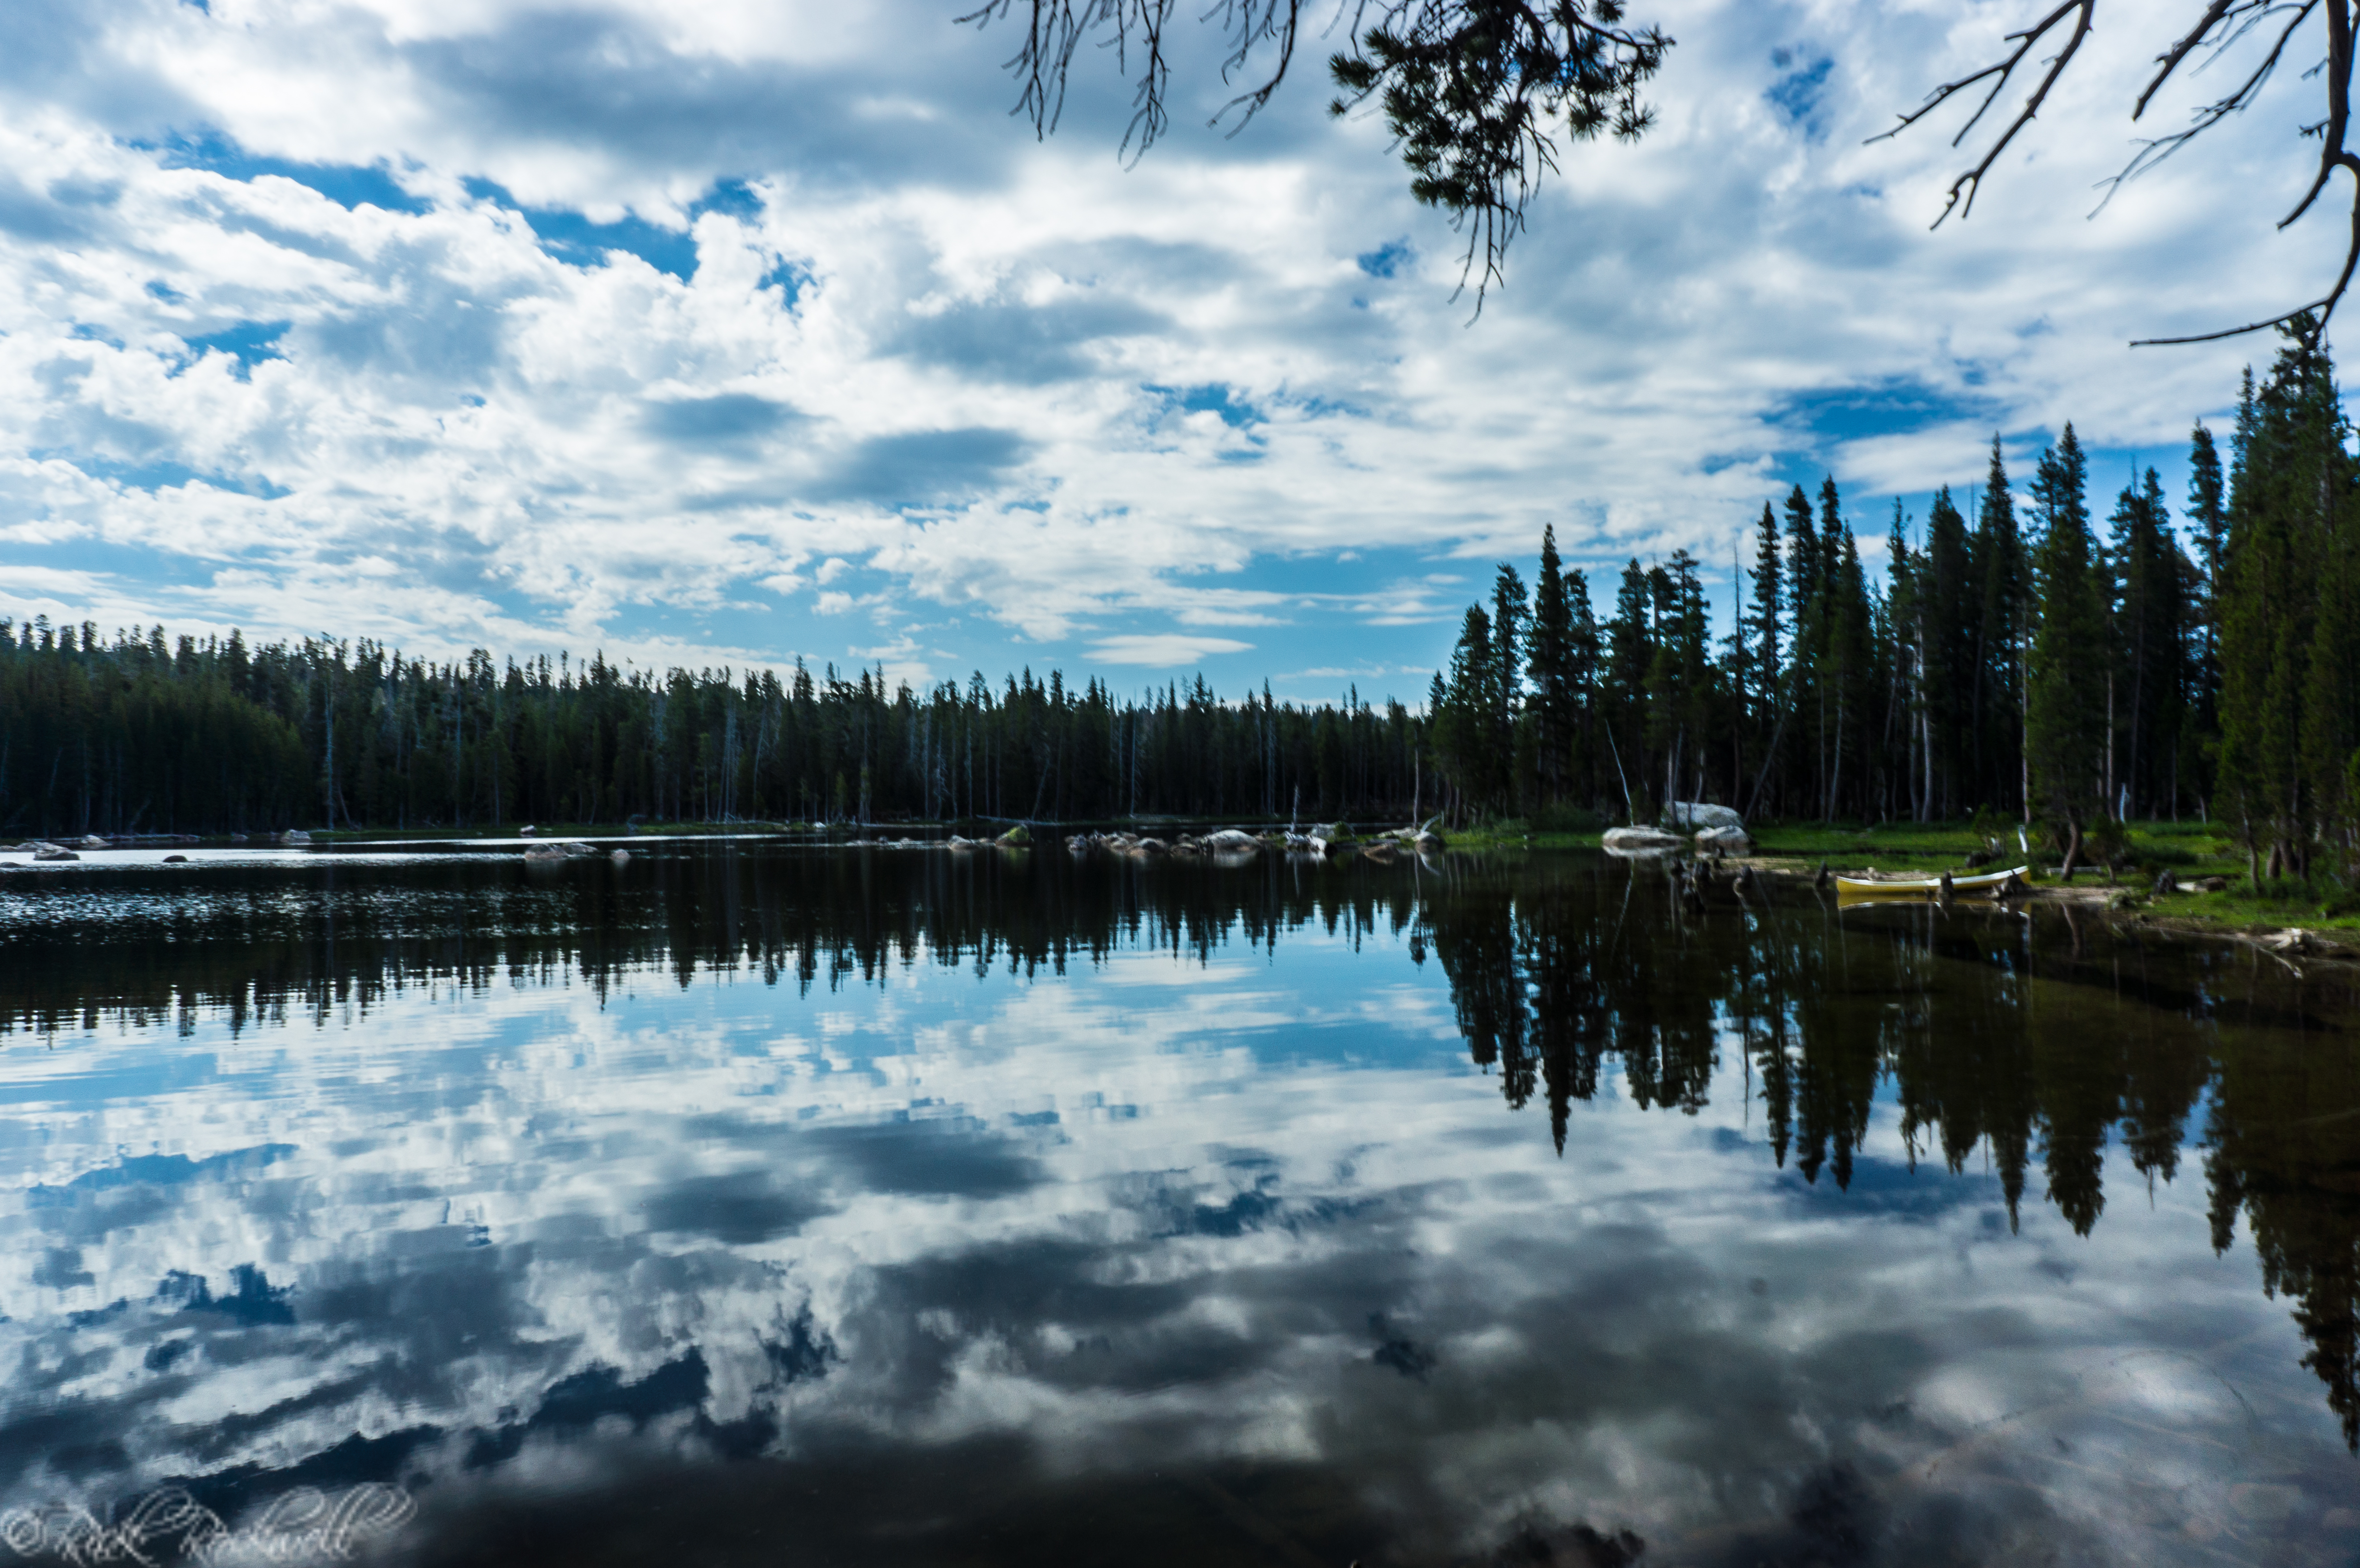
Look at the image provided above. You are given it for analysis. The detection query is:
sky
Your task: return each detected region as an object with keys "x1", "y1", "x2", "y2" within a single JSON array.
[{"x1": 0, "y1": 0, "x2": 2346, "y2": 709}]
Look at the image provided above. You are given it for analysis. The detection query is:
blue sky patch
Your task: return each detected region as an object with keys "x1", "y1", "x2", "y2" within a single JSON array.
[
  {"x1": 181, "y1": 320, "x2": 290, "y2": 380},
  {"x1": 1357, "y1": 240, "x2": 1411, "y2": 279},
  {"x1": 150, "y1": 132, "x2": 431, "y2": 214},
  {"x1": 58, "y1": 455, "x2": 290, "y2": 500},
  {"x1": 1152, "y1": 383, "x2": 1261, "y2": 429},
  {"x1": 1766, "y1": 380, "x2": 1998, "y2": 450},
  {"x1": 758, "y1": 260, "x2": 809, "y2": 308},
  {"x1": 688, "y1": 178, "x2": 763, "y2": 223},
  {"x1": 464, "y1": 177, "x2": 697, "y2": 281},
  {"x1": 1767, "y1": 57, "x2": 1834, "y2": 128}
]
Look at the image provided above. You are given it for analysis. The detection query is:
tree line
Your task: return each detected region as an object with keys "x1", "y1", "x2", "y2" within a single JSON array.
[
  {"x1": 0, "y1": 620, "x2": 1432, "y2": 837},
  {"x1": 1429, "y1": 323, "x2": 2356, "y2": 876}
]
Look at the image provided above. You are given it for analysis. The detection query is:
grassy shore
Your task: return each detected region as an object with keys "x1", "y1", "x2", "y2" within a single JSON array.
[{"x1": 1448, "y1": 815, "x2": 2360, "y2": 937}]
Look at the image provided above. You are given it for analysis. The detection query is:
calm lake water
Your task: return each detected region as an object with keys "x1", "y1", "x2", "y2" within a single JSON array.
[{"x1": 1, "y1": 839, "x2": 2356, "y2": 1567}]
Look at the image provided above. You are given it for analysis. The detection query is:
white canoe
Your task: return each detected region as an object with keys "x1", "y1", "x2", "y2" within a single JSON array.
[{"x1": 1836, "y1": 865, "x2": 2028, "y2": 899}]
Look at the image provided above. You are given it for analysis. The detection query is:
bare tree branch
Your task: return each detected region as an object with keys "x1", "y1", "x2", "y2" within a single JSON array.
[
  {"x1": 2101, "y1": 4, "x2": 2315, "y2": 219},
  {"x1": 1867, "y1": 2, "x2": 2097, "y2": 228},
  {"x1": 1884, "y1": 2, "x2": 2360, "y2": 347},
  {"x1": 2133, "y1": 0, "x2": 2241, "y2": 119}
]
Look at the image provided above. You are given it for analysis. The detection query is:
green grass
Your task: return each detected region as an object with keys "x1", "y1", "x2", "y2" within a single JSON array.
[{"x1": 1440, "y1": 816, "x2": 2360, "y2": 933}]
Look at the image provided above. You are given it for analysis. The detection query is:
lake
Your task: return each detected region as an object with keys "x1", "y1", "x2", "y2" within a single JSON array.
[{"x1": 0, "y1": 839, "x2": 2355, "y2": 1567}]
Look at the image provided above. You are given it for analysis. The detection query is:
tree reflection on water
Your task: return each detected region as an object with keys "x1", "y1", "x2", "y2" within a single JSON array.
[{"x1": 1, "y1": 842, "x2": 2355, "y2": 1564}]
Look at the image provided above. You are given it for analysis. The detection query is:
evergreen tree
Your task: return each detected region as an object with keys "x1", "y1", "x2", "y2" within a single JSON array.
[
  {"x1": 2107, "y1": 467, "x2": 2190, "y2": 818},
  {"x1": 1602, "y1": 560, "x2": 1653, "y2": 820},
  {"x1": 1528, "y1": 526, "x2": 1575, "y2": 806},
  {"x1": 1492, "y1": 563, "x2": 1530, "y2": 802},
  {"x1": 2027, "y1": 424, "x2": 2108, "y2": 870},
  {"x1": 2187, "y1": 420, "x2": 2230, "y2": 808},
  {"x1": 1972, "y1": 436, "x2": 2028, "y2": 819},
  {"x1": 1922, "y1": 485, "x2": 1974, "y2": 815},
  {"x1": 1783, "y1": 483, "x2": 1824, "y2": 819},
  {"x1": 2219, "y1": 324, "x2": 2360, "y2": 879}
]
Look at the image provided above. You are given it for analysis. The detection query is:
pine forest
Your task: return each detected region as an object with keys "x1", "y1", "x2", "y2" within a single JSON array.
[{"x1": 5, "y1": 328, "x2": 2356, "y2": 886}]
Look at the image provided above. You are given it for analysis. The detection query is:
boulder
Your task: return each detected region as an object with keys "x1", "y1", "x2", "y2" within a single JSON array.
[
  {"x1": 1695, "y1": 826, "x2": 1750, "y2": 858},
  {"x1": 1664, "y1": 802, "x2": 1745, "y2": 832},
  {"x1": 996, "y1": 825, "x2": 1032, "y2": 847},
  {"x1": 1203, "y1": 829, "x2": 1261, "y2": 852},
  {"x1": 33, "y1": 844, "x2": 79, "y2": 861},
  {"x1": 78, "y1": 835, "x2": 109, "y2": 850},
  {"x1": 1602, "y1": 826, "x2": 1684, "y2": 855}
]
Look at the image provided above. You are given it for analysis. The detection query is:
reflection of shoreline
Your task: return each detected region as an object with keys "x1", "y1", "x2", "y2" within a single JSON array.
[
  {"x1": 0, "y1": 850, "x2": 2354, "y2": 1564},
  {"x1": 0, "y1": 1484, "x2": 412, "y2": 1566}
]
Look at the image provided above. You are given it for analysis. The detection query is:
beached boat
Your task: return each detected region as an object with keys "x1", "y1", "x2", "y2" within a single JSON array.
[{"x1": 1835, "y1": 865, "x2": 2028, "y2": 901}]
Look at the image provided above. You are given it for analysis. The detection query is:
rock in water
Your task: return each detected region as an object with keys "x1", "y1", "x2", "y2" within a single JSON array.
[
  {"x1": 1664, "y1": 802, "x2": 1745, "y2": 832},
  {"x1": 1602, "y1": 826, "x2": 1684, "y2": 855},
  {"x1": 1695, "y1": 827, "x2": 1750, "y2": 858}
]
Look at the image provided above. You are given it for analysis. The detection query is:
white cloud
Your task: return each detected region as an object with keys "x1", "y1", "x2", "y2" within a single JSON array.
[
  {"x1": 0, "y1": 0, "x2": 2338, "y2": 676},
  {"x1": 1086, "y1": 632, "x2": 1253, "y2": 667}
]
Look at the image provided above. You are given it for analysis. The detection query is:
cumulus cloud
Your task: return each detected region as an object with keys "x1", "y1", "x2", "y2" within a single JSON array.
[{"x1": 0, "y1": 0, "x2": 2337, "y2": 690}]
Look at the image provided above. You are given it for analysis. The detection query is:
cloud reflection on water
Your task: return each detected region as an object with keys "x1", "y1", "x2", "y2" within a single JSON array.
[{"x1": 0, "y1": 846, "x2": 2352, "y2": 1565}]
